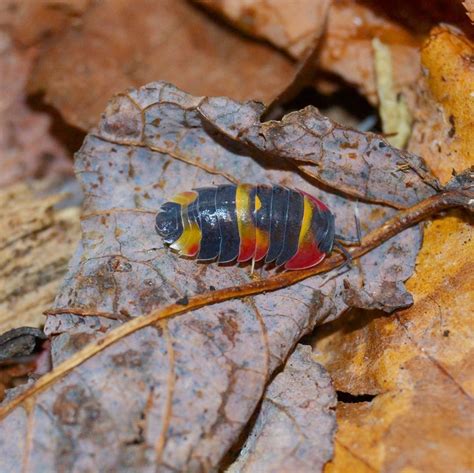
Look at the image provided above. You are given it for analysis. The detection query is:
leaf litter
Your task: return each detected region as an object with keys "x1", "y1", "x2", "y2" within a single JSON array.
[
  {"x1": 313, "y1": 212, "x2": 474, "y2": 472},
  {"x1": 0, "y1": 31, "x2": 71, "y2": 186},
  {"x1": 407, "y1": 25, "x2": 474, "y2": 184},
  {"x1": 202, "y1": 0, "x2": 422, "y2": 105},
  {"x1": 27, "y1": 0, "x2": 296, "y2": 131},
  {"x1": 0, "y1": 81, "x2": 445, "y2": 472}
]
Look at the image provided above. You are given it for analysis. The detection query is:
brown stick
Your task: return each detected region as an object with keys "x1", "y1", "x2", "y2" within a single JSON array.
[{"x1": 0, "y1": 187, "x2": 472, "y2": 420}]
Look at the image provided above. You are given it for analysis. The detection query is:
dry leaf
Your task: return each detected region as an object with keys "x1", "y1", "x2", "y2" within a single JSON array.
[
  {"x1": 0, "y1": 0, "x2": 91, "y2": 47},
  {"x1": 199, "y1": 101, "x2": 438, "y2": 208},
  {"x1": 320, "y1": 1, "x2": 421, "y2": 104},
  {"x1": 310, "y1": 24, "x2": 474, "y2": 472},
  {"x1": 227, "y1": 345, "x2": 337, "y2": 473},
  {"x1": 361, "y1": 0, "x2": 474, "y2": 34},
  {"x1": 464, "y1": 0, "x2": 474, "y2": 21},
  {"x1": 28, "y1": 0, "x2": 295, "y2": 130},
  {"x1": 205, "y1": 1, "x2": 472, "y2": 105},
  {"x1": 0, "y1": 182, "x2": 80, "y2": 333},
  {"x1": 202, "y1": 0, "x2": 331, "y2": 58},
  {"x1": 314, "y1": 211, "x2": 473, "y2": 472},
  {"x1": 0, "y1": 31, "x2": 71, "y2": 186},
  {"x1": 408, "y1": 25, "x2": 474, "y2": 184},
  {"x1": 203, "y1": 0, "x2": 421, "y2": 104},
  {"x1": 0, "y1": 82, "x2": 429, "y2": 471}
]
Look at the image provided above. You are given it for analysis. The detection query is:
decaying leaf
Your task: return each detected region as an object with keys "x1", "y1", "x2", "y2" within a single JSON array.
[
  {"x1": 28, "y1": 0, "x2": 295, "y2": 130},
  {"x1": 227, "y1": 345, "x2": 337, "y2": 473},
  {"x1": 0, "y1": 31, "x2": 71, "y2": 186},
  {"x1": 0, "y1": 182, "x2": 80, "y2": 333},
  {"x1": 198, "y1": 99, "x2": 438, "y2": 208},
  {"x1": 0, "y1": 82, "x2": 430, "y2": 471},
  {"x1": 203, "y1": 0, "x2": 422, "y2": 104},
  {"x1": 315, "y1": 1, "x2": 422, "y2": 104},
  {"x1": 464, "y1": 0, "x2": 474, "y2": 22},
  {"x1": 202, "y1": 0, "x2": 331, "y2": 58},
  {"x1": 408, "y1": 25, "x2": 474, "y2": 184},
  {"x1": 310, "y1": 24, "x2": 474, "y2": 470},
  {"x1": 314, "y1": 211, "x2": 473, "y2": 472},
  {"x1": 0, "y1": 0, "x2": 91, "y2": 47},
  {"x1": 359, "y1": 0, "x2": 473, "y2": 34}
]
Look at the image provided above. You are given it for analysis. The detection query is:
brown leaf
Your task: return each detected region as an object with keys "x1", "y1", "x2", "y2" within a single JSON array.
[
  {"x1": 0, "y1": 83, "x2": 425, "y2": 470},
  {"x1": 360, "y1": 0, "x2": 474, "y2": 34},
  {"x1": 202, "y1": 0, "x2": 421, "y2": 104},
  {"x1": 0, "y1": 0, "x2": 91, "y2": 47},
  {"x1": 320, "y1": 1, "x2": 421, "y2": 104},
  {"x1": 0, "y1": 32, "x2": 72, "y2": 186},
  {"x1": 311, "y1": 28, "x2": 474, "y2": 468},
  {"x1": 227, "y1": 345, "x2": 337, "y2": 473},
  {"x1": 464, "y1": 0, "x2": 474, "y2": 21},
  {"x1": 408, "y1": 26, "x2": 474, "y2": 184},
  {"x1": 203, "y1": 0, "x2": 332, "y2": 58},
  {"x1": 314, "y1": 211, "x2": 473, "y2": 472},
  {"x1": 28, "y1": 0, "x2": 295, "y2": 130}
]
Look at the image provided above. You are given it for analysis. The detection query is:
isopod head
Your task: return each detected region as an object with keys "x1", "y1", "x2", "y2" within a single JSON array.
[{"x1": 155, "y1": 202, "x2": 183, "y2": 244}]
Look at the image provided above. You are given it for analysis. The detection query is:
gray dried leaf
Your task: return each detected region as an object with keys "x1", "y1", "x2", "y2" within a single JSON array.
[
  {"x1": 0, "y1": 82, "x2": 424, "y2": 472},
  {"x1": 198, "y1": 100, "x2": 440, "y2": 208},
  {"x1": 226, "y1": 345, "x2": 336, "y2": 473}
]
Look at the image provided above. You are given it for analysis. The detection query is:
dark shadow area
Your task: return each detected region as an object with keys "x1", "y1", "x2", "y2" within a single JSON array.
[
  {"x1": 359, "y1": 0, "x2": 473, "y2": 38},
  {"x1": 282, "y1": 83, "x2": 380, "y2": 131},
  {"x1": 311, "y1": 307, "x2": 389, "y2": 343},
  {"x1": 337, "y1": 390, "x2": 377, "y2": 403},
  {"x1": 27, "y1": 92, "x2": 87, "y2": 157}
]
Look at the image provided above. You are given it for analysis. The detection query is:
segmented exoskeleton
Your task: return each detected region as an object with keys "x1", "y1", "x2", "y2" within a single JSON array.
[{"x1": 155, "y1": 184, "x2": 337, "y2": 270}]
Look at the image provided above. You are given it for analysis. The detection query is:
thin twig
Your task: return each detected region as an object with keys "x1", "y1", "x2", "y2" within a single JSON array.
[{"x1": 0, "y1": 186, "x2": 471, "y2": 420}]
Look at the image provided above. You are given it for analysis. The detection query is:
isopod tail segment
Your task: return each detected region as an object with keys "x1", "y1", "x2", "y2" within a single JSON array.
[{"x1": 155, "y1": 184, "x2": 359, "y2": 272}]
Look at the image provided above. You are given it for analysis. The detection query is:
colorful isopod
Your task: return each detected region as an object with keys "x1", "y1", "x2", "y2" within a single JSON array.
[{"x1": 155, "y1": 184, "x2": 336, "y2": 270}]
